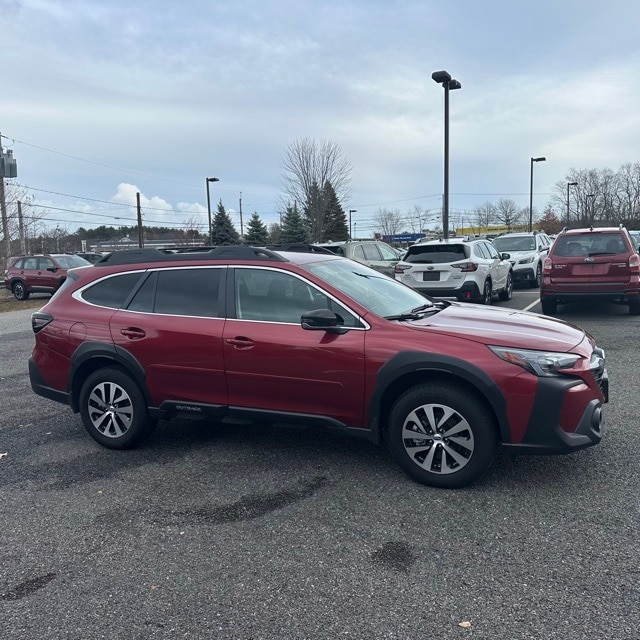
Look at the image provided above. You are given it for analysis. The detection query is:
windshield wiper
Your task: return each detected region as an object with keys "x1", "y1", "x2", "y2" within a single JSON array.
[{"x1": 384, "y1": 302, "x2": 445, "y2": 321}]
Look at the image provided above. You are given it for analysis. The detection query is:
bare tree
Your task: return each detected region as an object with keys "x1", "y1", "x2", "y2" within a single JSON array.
[
  {"x1": 494, "y1": 199, "x2": 521, "y2": 231},
  {"x1": 473, "y1": 202, "x2": 496, "y2": 231},
  {"x1": 374, "y1": 208, "x2": 403, "y2": 239}
]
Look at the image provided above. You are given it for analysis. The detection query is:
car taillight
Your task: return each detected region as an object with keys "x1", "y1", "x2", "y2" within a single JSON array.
[
  {"x1": 455, "y1": 262, "x2": 478, "y2": 272},
  {"x1": 394, "y1": 264, "x2": 410, "y2": 274},
  {"x1": 31, "y1": 312, "x2": 53, "y2": 334},
  {"x1": 543, "y1": 257, "x2": 552, "y2": 273},
  {"x1": 629, "y1": 253, "x2": 640, "y2": 272}
]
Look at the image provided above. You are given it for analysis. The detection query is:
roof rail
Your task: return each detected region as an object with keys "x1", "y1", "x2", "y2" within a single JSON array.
[
  {"x1": 95, "y1": 246, "x2": 286, "y2": 266},
  {"x1": 265, "y1": 243, "x2": 335, "y2": 254}
]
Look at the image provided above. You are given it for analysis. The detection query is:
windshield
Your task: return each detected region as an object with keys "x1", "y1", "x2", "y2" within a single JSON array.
[
  {"x1": 492, "y1": 236, "x2": 535, "y2": 252},
  {"x1": 303, "y1": 258, "x2": 432, "y2": 318}
]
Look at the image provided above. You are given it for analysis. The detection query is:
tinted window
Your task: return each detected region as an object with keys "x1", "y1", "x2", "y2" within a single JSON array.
[
  {"x1": 82, "y1": 272, "x2": 145, "y2": 308},
  {"x1": 553, "y1": 233, "x2": 627, "y2": 257},
  {"x1": 39, "y1": 258, "x2": 56, "y2": 270},
  {"x1": 361, "y1": 244, "x2": 382, "y2": 260},
  {"x1": 152, "y1": 268, "x2": 222, "y2": 317},
  {"x1": 404, "y1": 244, "x2": 468, "y2": 264}
]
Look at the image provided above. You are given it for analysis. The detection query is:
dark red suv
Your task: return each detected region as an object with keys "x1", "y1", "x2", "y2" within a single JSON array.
[
  {"x1": 29, "y1": 246, "x2": 608, "y2": 488},
  {"x1": 541, "y1": 227, "x2": 640, "y2": 315},
  {"x1": 4, "y1": 253, "x2": 90, "y2": 300}
]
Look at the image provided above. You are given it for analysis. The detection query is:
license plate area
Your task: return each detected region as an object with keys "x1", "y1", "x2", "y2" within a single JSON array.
[
  {"x1": 572, "y1": 264, "x2": 609, "y2": 276},
  {"x1": 422, "y1": 271, "x2": 440, "y2": 281}
]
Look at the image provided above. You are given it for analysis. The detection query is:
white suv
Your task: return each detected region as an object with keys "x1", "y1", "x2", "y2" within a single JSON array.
[
  {"x1": 394, "y1": 238, "x2": 513, "y2": 304},
  {"x1": 491, "y1": 231, "x2": 552, "y2": 288}
]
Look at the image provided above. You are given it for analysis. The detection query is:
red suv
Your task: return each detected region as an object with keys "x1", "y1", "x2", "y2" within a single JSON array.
[
  {"x1": 29, "y1": 246, "x2": 608, "y2": 488},
  {"x1": 4, "y1": 253, "x2": 90, "y2": 300},
  {"x1": 540, "y1": 227, "x2": 640, "y2": 315}
]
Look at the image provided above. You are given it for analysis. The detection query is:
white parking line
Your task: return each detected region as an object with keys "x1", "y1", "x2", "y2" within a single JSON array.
[{"x1": 522, "y1": 298, "x2": 540, "y2": 313}]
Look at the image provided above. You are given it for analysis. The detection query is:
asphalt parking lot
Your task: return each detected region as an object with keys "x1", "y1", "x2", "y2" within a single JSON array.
[{"x1": 1, "y1": 290, "x2": 639, "y2": 640}]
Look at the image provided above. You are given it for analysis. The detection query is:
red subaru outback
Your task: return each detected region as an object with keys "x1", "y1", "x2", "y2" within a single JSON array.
[{"x1": 29, "y1": 246, "x2": 608, "y2": 488}]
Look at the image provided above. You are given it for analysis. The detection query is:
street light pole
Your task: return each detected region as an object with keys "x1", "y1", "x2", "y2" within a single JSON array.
[
  {"x1": 566, "y1": 182, "x2": 578, "y2": 228},
  {"x1": 529, "y1": 156, "x2": 546, "y2": 232},
  {"x1": 432, "y1": 70, "x2": 461, "y2": 240},
  {"x1": 349, "y1": 209, "x2": 357, "y2": 240},
  {"x1": 206, "y1": 177, "x2": 220, "y2": 245}
]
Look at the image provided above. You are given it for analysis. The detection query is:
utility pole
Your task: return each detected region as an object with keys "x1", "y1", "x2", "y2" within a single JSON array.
[
  {"x1": 136, "y1": 192, "x2": 143, "y2": 248},
  {"x1": 18, "y1": 200, "x2": 26, "y2": 255},
  {"x1": 0, "y1": 131, "x2": 11, "y2": 259}
]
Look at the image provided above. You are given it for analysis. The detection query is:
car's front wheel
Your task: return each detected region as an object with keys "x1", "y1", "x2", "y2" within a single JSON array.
[
  {"x1": 386, "y1": 383, "x2": 498, "y2": 488},
  {"x1": 79, "y1": 368, "x2": 154, "y2": 449},
  {"x1": 529, "y1": 263, "x2": 542, "y2": 288},
  {"x1": 12, "y1": 281, "x2": 29, "y2": 301}
]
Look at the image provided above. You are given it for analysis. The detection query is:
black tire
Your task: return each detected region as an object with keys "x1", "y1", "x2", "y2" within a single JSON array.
[
  {"x1": 477, "y1": 279, "x2": 492, "y2": 305},
  {"x1": 498, "y1": 272, "x2": 513, "y2": 301},
  {"x1": 386, "y1": 383, "x2": 498, "y2": 489},
  {"x1": 12, "y1": 281, "x2": 29, "y2": 301},
  {"x1": 529, "y1": 263, "x2": 542, "y2": 288},
  {"x1": 541, "y1": 298, "x2": 557, "y2": 315},
  {"x1": 629, "y1": 301, "x2": 640, "y2": 316},
  {"x1": 79, "y1": 367, "x2": 153, "y2": 449}
]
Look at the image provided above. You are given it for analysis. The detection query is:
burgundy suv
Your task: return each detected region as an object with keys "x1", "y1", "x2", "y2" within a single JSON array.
[
  {"x1": 540, "y1": 227, "x2": 640, "y2": 315},
  {"x1": 4, "y1": 253, "x2": 90, "y2": 300},
  {"x1": 29, "y1": 246, "x2": 608, "y2": 488}
]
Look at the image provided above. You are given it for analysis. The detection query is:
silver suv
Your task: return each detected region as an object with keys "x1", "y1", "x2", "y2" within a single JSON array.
[
  {"x1": 314, "y1": 240, "x2": 399, "y2": 276},
  {"x1": 393, "y1": 237, "x2": 513, "y2": 304},
  {"x1": 491, "y1": 231, "x2": 552, "y2": 288}
]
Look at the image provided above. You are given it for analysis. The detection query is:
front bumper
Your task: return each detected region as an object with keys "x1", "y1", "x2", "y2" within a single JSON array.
[
  {"x1": 501, "y1": 371, "x2": 607, "y2": 455},
  {"x1": 511, "y1": 266, "x2": 536, "y2": 283}
]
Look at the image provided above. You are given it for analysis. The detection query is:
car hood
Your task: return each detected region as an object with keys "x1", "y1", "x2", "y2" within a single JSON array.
[
  {"x1": 504, "y1": 250, "x2": 536, "y2": 260},
  {"x1": 408, "y1": 302, "x2": 587, "y2": 352}
]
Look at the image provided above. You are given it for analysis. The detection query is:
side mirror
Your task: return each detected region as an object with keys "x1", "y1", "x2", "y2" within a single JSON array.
[
  {"x1": 501, "y1": 252, "x2": 510, "y2": 260},
  {"x1": 301, "y1": 308, "x2": 348, "y2": 335}
]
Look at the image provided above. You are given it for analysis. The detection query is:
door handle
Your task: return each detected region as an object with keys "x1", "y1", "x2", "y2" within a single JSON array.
[
  {"x1": 120, "y1": 327, "x2": 146, "y2": 340},
  {"x1": 226, "y1": 337, "x2": 255, "y2": 350}
]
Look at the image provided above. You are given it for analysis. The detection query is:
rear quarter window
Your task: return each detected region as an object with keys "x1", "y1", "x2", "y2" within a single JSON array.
[{"x1": 81, "y1": 272, "x2": 145, "y2": 308}]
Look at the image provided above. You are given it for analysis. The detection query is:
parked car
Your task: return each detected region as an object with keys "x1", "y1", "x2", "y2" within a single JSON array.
[
  {"x1": 540, "y1": 226, "x2": 640, "y2": 315},
  {"x1": 628, "y1": 230, "x2": 640, "y2": 251},
  {"x1": 393, "y1": 237, "x2": 513, "y2": 304},
  {"x1": 4, "y1": 253, "x2": 91, "y2": 300},
  {"x1": 75, "y1": 252, "x2": 106, "y2": 264},
  {"x1": 491, "y1": 231, "x2": 552, "y2": 288},
  {"x1": 313, "y1": 240, "x2": 399, "y2": 276},
  {"x1": 28, "y1": 246, "x2": 607, "y2": 489}
]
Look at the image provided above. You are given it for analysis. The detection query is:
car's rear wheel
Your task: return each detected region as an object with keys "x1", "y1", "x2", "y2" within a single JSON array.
[
  {"x1": 79, "y1": 368, "x2": 154, "y2": 449},
  {"x1": 529, "y1": 263, "x2": 542, "y2": 288},
  {"x1": 498, "y1": 272, "x2": 513, "y2": 301},
  {"x1": 541, "y1": 297, "x2": 557, "y2": 315},
  {"x1": 478, "y1": 279, "x2": 492, "y2": 305},
  {"x1": 386, "y1": 383, "x2": 498, "y2": 488},
  {"x1": 12, "y1": 281, "x2": 29, "y2": 301}
]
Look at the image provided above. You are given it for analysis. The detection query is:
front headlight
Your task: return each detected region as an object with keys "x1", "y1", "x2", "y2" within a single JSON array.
[
  {"x1": 518, "y1": 256, "x2": 535, "y2": 264},
  {"x1": 489, "y1": 346, "x2": 582, "y2": 377}
]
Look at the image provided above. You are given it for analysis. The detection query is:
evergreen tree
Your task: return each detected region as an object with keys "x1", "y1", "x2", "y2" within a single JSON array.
[
  {"x1": 321, "y1": 181, "x2": 349, "y2": 241},
  {"x1": 280, "y1": 203, "x2": 309, "y2": 243},
  {"x1": 303, "y1": 181, "x2": 326, "y2": 242},
  {"x1": 210, "y1": 199, "x2": 240, "y2": 245},
  {"x1": 244, "y1": 212, "x2": 269, "y2": 245}
]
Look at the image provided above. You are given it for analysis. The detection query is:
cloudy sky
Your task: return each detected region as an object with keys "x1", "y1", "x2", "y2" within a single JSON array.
[{"x1": 2, "y1": 0, "x2": 640, "y2": 237}]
